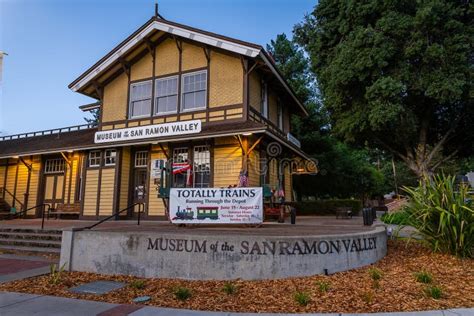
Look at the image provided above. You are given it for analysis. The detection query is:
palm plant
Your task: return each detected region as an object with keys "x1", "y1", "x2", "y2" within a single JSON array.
[{"x1": 402, "y1": 175, "x2": 473, "y2": 258}]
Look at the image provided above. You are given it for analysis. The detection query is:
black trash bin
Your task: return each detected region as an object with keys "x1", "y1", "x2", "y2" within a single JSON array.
[{"x1": 362, "y1": 208, "x2": 373, "y2": 226}]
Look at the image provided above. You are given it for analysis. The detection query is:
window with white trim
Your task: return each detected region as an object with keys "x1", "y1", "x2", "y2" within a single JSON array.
[
  {"x1": 134, "y1": 151, "x2": 148, "y2": 167},
  {"x1": 104, "y1": 149, "x2": 117, "y2": 166},
  {"x1": 154, "y1": 76, "x2": 178, "y2": 115},
  {"x1": 193, "y1": 145, "x2": 211, "y2": 188},
  {"x1": 181, "y1": 71, "x2": 207, "y2": 111},
  {"x1": 129, "y1": 81, "x2": 152, "y2": 118},
  {"x1": 261, "y1": 81, "x2": 268, "y2": 118},
  {"x1": 172, "y1": 147, "x2": 189, "y2": 188},
  {"x1": 44, "y1": 158, "x2": 65, "y2": 174},
  {"x1": 89, "y1": 151, "x2": 102, "y2": 167}
]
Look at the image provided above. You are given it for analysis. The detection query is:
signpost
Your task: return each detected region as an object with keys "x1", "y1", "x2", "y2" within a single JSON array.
[{"x1": 169, "y1": 187, "x2": 263, "y2": 224}]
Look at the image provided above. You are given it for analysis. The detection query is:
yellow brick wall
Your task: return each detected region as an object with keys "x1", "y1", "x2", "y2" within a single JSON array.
[
  {"x1": 214, "y1": 138, "x2": 242, "y2": 187},
  {"x1": 182, "y1": 42, "x2": 207, "y2": 71},
  {"x1": 83, "y1": 169, "x2": 99, "y2": 216},
  {"x1": 155, "y1": 38, "x2": 179, "y2": 76},
  {"x1": 131, "y1": 52, "x2": 153, "y2": 81},
  {"x1": 102, "y1": 73, "x2": 128, "y2": 123},
  {"x1": 148, "y1": 149, "x2": 167, "y2": 216},
  {"x1": 98, "y1": 168, "x2": 115, "y2": 216},
  {"x1": 209, "y1": 51, "x2": 243, "y2": 108},
  {"x1": 249, "y1": 71, "x2": 261, "y2": 111}
]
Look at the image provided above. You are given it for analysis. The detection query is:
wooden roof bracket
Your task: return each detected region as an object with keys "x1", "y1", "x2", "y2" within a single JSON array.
[
  {"x1": 158, "y1": 143, "x2": 169, "y2": 159},
  {"x1": 60, "y1": 152, "x2": 72, "y2": 167},
  {"x1": 235, "y1": 135, "x2": 244, "y2": 153},
  {"x1": 246, "y1": 135, "x2": 264, "y2": 156},
  {"x1": 145, "y1": 38, "x2": 156, "y2": 59},
  {"x1": 91, "y1": 81, "x2": 103, "y2": 101},
  {"x1": 246, "y1": 61, "x2": 258, "y2": 75},
  {"x1": 172, "y1": 35, "x2": 182, "y2": 53},
  {"x1": 203, "y1": 46, "x2": 211, "y2": 62},
  {"x1": 240, "y1": 56, "x2": 248, "y2": 73},
  {"x1": 19, "y1": 157, "x2": 32, "y2": 171},
  {"x1": 118, "y1": 58, "x2": 130, "y2": 78}
]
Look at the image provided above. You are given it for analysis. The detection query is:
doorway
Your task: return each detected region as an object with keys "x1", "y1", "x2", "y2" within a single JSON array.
[{"x1": 42, "y1": 158, "x2": 66, "y2": 211}]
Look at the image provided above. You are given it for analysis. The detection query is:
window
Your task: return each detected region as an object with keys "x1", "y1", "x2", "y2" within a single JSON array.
[
  {"x1": 129, "y1": 81, "x2": 152, "y2": 118},
  {"x1": 154, "y1": 76, "x2": 178, "y2": 115},
  {"x1": 104, "y1": 149, "x2": 117, "y2": 166},
  {"x1": 193, "y1": 145, "x2": 211, "y2": 188},
  {"x1": 44, "y1": 158, "x2": 65, "y2": 174},
  {"x1": 135, "y1": 151, "x2": 148, "y2": 167},
  {"x1": 89, "y1": 151, "x2": 101, "y2": 167},
  {"x1": 182, "y1": 71, "x2": 207, "y2": 111},
  {"x1": 173, "y1": 147, "x2": 189, "y2": 188},
  {"x1": 277, "y1": 100, "x2": 283, "y2": 130},
  {"x1": 261, "y1": 81, "x2": 268, "y2": 118}
]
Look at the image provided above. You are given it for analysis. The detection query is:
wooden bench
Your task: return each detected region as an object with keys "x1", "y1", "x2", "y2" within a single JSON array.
[
  {"x1": 48, "y1": 203, "x2": 80, "y2": 219},
  {"x1": 336, "y1": 207, "x2": 353, "y2": 219}
]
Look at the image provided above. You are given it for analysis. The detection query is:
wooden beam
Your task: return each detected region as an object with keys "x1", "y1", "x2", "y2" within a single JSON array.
[
  {"x1": 19, "y1": 157, "x2": 32, "y2": 171},
  {"x1": 172, "y1": 36, "x2": 182, "y2": 52},
  {"x1": 246, "y1": 135, "x2": 264, "y2": 156},
  {"x1": 118, "y1": 58, "x2": 130, "y2": 78},
  {"x1": 235, "y1": 135, "x2": 244, "y2": 153},
  {"x1": 158, "y1": 143, "x2": 169, "y2": 159},
  {"x1": 91, "y1": 81, "x2": 103, "y2": 101},
  {"x1": 246, "y1": 62, "x2": 258, "y2": 75},
  {"x1": 203, "y1": 46, "x2": 211, "y2": 62},
  {"x1": 60, "y1": 152, "x2": 72, "y2": 167},
  {"x1": 145, "y1": 38, "x2": 155, "y2": 59}
]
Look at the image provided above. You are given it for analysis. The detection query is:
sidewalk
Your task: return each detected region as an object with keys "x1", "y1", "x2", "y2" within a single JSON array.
[
  {"x1": 0, "y1": 291, "x2": 472, "y2": 316},
  {"x1": 0, "y1": 254, "x2": 55, "y2": 284}
]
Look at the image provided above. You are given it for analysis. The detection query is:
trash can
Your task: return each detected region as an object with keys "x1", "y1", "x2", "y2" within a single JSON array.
[{"x1": 362, "y1": 208, "x2": 373, "y2": 226}]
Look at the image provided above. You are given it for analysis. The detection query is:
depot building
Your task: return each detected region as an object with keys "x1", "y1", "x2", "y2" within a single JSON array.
[{"x1": 0, "y1": 14, "x2": 311, "y2": 220}]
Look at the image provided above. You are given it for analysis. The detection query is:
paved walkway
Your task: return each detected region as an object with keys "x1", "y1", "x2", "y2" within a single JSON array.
[
  {"x1": 0, "y1": 292, "x2": 472, "y2": 316},
  {"x1": 0, "y1": 254, "x2": 55, "y2": 284}
]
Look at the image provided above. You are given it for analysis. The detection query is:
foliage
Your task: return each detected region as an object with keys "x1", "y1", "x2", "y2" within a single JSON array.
[
  {"x1": 361, "y1": 291, "x2": 374, "y2": 304},
  {"x1": 381, "y1": 211, "x2": 410, "y2": 225},
  {"x1": 294, "y1": 0, "x2": 473, "y2": 178},
  {"x1": 84, "y1": 108, "x2": 100, "y2": 125},
  {"x1": 316, "y1": 280, "x2": 330, "y2": 292},
  {"x1": 130, "y1": 279, "x2": 146, "y2": 289},
  {"x1": 173, "y1": 286, "x2": 192, "y2": 301},
  {"x1": 49, "y1": 263, "x2": 66, "y2": 285},
  {"x1": 425, "y1": 286, "x2": 442, "y2": 299},
  {"x1": 414, "y1": 270, "x2": 433, "y2": 284},
  {"x1": 293, "y1": 291, "x2": 311, "y2": 306},
  {"x1": 295, "y1": 199, "x2": 362, "y2": 215},
  {"x1": 222, "y1": 282, "x2": 237, "y2": 295},
  {"x1": 368, "y1": 268, "x2": 383, "y2": 281},
  {"x1": 402, "y1": 175, "x2": 474, "y2": 258},
  {"x1": 294, "y1": 141, "x2": 385, "y2": 200}
]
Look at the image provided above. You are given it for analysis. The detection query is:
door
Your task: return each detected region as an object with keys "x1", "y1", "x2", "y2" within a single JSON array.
[
  {"x1": 43, "y1": 158, "x2": 66, "y2": 210},
  {"x1": 133, "y1": 169, "x2": 147, "y2": 203}
]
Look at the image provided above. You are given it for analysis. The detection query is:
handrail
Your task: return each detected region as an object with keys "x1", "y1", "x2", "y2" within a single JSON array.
[
  {"x1": 6, "y1": 203, "x2": 51, "y2": 228},
  {"x1": 0, "y1": 187, "x2": 24, "y2": 211},
  {"x1": 82, "y1": 202, "x2": 145, "y2": 230},
  {"x1": 0, "y1": 123, "x2": 97, "y2": 142}
]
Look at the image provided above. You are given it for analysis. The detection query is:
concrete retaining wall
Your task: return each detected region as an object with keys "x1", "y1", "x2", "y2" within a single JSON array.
[{"x1": 60, "y1": 227, "x2": 387, "y2": 280}]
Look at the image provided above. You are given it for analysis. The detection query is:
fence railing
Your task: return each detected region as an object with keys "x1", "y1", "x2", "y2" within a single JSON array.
[{"x1": 0, "y1": 123, "x2": 97, "y2": 142}]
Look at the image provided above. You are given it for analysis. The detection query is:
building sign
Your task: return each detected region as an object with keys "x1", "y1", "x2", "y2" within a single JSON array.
[
  {"x1": 169, "y1": 187, "x2": 263, "y2": 224},
  {"x1": 151, "y1": 159, "x2": 166, "y2": 179},
  {"x1": 94, "y1": 120, "x2": 201, "y2": 144},
  {"x1": 287, "y1": 132, "x2": 301, "y2": 148}
]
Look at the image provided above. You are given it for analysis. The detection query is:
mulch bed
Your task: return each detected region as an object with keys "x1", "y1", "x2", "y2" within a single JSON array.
[{"x1": 0, "y1": 240, "x2": 472, "y2": 313}]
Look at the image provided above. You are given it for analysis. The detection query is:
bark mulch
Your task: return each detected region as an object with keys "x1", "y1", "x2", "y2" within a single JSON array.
[{"x1": 0, "y1": 240, "x2": 472, "y2": 313}]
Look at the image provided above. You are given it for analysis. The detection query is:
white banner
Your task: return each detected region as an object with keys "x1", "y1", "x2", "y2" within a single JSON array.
[
  {"x1": 94, "y1": 120, "x2": 201, "y2": 143},
  {"x1": 169, "y1": 187, "x2": 263, "y2": 224}
]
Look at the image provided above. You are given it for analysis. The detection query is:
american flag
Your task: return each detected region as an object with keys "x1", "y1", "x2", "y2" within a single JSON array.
[{"x1": 238, "y1": 170, "x2": 249, "y2": 187}]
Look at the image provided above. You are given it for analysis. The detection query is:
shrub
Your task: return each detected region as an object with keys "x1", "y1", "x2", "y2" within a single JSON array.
[
  {"x1": 402, "y1": 175, "x2": 474, "y2": 258},
  {"x1": 49, "y1": 263, "x2": 66, "y2": 285},
  {"x1": 361, "y1": 291, "x2": 374, "y2": 304},
  {"x1": 295, "y1": 199, "x2": 363, "y2": 216},
  {"x1": 381, "y1": 211, "x2": 410, "y2": 225},
  {"x1": 414, "y1": 270, "x2": 433, "y2": 284},
  {"x1": 130, "y1": 279, "x2": 146, "y2": 289},
  {"x1": 222, "y1": 282, "x2": 237, "y2": 295},
  {"x1": 316, "y1": 280, "x2": 330, "y2": 292},
  {"x1": 368, "y1": 268, "x2": 382, "y2": 281},
  {"x1": 425, "y1": 286, "x2": 442, "y2": 299},
  {"x1": 293, "y1": 291, "x2": 311, "y2": 306},
  {"x1": 173, "y1": 286, "x2": 192, "y2": 301}
]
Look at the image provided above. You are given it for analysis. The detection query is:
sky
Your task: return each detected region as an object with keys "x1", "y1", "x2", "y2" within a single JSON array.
[{"x1": 0, "y1": 0, "x2": 315, "y2": 135}]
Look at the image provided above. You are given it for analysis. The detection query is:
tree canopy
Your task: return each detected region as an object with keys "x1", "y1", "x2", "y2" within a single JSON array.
[{"x1": 294, "y1": 0, "x2": 473, "y2": 178}]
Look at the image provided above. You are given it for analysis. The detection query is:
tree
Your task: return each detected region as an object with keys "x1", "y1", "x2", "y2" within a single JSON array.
[
  {"x1": 294, "y1": 0, "x2": 473, "y2": 179},
  {"x1": 266, "y1": 33, "x2": 330, "y2": 154},
  {"x1": 84, "y1": 108, "x2": 100, "y2": 125}
]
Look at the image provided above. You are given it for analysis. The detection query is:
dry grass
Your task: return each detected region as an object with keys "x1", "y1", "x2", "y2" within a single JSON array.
[{"x1": 0, "y1": 240, "x2": 472, "y2": 313}]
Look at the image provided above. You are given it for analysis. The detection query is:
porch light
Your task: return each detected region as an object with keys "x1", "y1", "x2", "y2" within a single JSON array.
[
  {"x1": 67, "y1": 150, "x2": 74, "y2": 153},
  {"x1": 12, "y1": 156, "x2": 19, "y2": 159},
  {"x1": 296, "y1": 168, "x2": 305, "y2": 172},
  {"x1": 242, "y1": 132, "x2": 253, "y2": 136}
]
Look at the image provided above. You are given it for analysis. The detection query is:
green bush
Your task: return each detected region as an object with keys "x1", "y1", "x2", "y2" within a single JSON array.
[
  {"x1": 315, "y1": 280, "x2": 330, "y2": 292},
  {"x1": 173, "y1": 286, "x2": 192, "y2": 301},
  {"x1": 296, "y1": 199, "x2": 362, "y2": 216},
  {"x1": 293, "y1": 291, "x2": 311, "y2": 306},
  {"x1": 402, "y1": 175, "x2": 474, "y2": 258},
  {"x1": 368, "y1": 268, "x2": 383, "y2": 281},
  {"x1": 414, "y1": 270, "x2": 433, "y2": 284},
  {"x1": 130, "y1": 279, "x2": 146, "y2": 289},
  {"x1": 222, "y1": 282, "x2": 237, "y2": 295},
  {"x1": 425, "y1": 286, "x2": 442, "y2": 299},
  {"x1": 381, "y1": 211, "x2": 410, "y2": 225}
]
